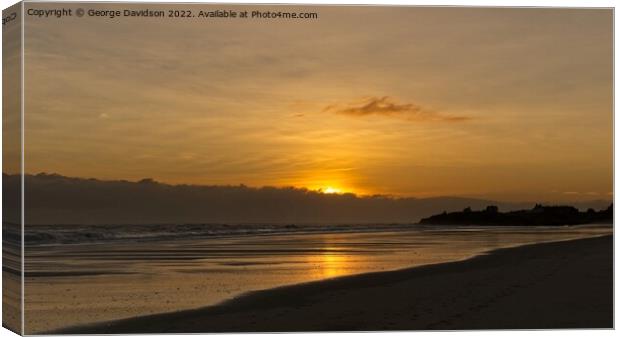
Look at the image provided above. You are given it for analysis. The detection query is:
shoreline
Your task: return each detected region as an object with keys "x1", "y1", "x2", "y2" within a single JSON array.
[{"x1": 53, "y1": 234, "x2": 613, "y2": 333}]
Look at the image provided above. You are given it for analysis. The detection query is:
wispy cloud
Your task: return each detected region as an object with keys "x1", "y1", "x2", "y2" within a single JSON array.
[{"x1": 324, "y1": 96, "x2": 470, "y2": 122}]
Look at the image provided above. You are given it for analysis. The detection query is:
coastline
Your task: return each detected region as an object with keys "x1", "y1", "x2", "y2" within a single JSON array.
[{"x1": 53, "y1": 234, "x2": 613, "y2": 333}]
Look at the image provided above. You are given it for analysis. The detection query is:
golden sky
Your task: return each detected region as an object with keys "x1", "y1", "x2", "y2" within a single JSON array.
[{"x1": 21, "y1": 5, "x2": 612, "y2": 202}]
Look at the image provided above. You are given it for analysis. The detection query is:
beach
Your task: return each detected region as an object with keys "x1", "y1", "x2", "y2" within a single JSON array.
[
  {"x1": 55, "y1": 234, "x2": 612, "y2": 333},
  {"x1": 24, "y1": 224, "x2": 611, "y2": 333}
]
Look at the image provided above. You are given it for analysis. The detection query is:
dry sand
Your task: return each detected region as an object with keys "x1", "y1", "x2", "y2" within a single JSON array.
[{"x1": 55, "y1": 235, "x2": 613, "y2": 333}]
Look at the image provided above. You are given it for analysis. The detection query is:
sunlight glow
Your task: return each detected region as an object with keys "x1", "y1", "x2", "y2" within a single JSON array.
[{"x1": 322, "y1": 187, "x2": 342, "y2": 194}]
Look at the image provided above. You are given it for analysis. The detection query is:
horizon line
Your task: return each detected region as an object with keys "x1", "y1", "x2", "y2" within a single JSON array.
[{"x1": 4, "y1": 171, "x2": 614, "y2": 205}]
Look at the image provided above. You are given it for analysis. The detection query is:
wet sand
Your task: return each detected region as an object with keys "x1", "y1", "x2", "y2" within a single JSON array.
[
  {"x1": 56, "y1": 234, "x2": 613, "y2": 333},
  {"x1": 25, "y1": 225, "x2": 611, "y2": 333}
]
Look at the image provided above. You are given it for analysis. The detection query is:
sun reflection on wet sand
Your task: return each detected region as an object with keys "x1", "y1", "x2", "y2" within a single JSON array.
[
  {"x1": 314, "y1": 249, "x2": 351, "y2": 278},
  {"x1": 305, "y1": 235, "x2": 355, "y2": 278}
]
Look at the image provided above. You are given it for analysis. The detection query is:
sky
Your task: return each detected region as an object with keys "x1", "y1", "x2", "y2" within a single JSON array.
[{"x1": 20, "y1": 5, "x2": 613, "y2": 202}]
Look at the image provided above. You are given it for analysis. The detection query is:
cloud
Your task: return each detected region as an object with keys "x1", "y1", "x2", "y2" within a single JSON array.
[
  {"x1": 324, "y1": 96, "x2": 470, "y2": 122},
  {"x1": 12, "y1": 172, "x2": 561, "y2": 225}
]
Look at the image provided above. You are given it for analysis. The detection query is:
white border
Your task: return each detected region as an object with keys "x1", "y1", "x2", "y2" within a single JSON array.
[{"x1": 19, "y1": 1, "x2": 24, "y2": 335}]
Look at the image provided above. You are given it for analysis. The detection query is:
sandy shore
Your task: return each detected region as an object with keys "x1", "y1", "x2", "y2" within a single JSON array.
[{"x1": 55, "y1": 235, "x2": 613, "y2": 333}]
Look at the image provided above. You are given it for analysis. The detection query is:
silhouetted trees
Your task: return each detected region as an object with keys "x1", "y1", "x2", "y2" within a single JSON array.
[{"x1": 420, "y1": 204, "x2": 613, "y2": 226}]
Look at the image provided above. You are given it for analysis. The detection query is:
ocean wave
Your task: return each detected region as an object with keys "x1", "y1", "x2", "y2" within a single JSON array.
[{"x1": 21, "y1": 223, "x2": 416, "y2": 246}]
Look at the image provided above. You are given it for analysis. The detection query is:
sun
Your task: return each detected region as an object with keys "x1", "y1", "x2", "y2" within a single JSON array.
[{"x1": 322, "y1": 186, "x2": 342, "y2": 194}]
